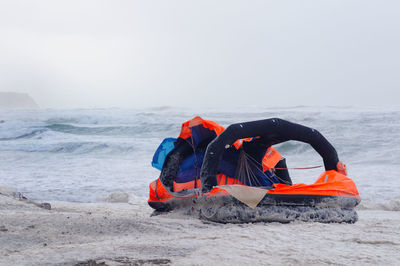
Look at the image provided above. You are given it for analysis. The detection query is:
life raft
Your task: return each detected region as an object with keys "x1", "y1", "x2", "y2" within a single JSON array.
[{"x1": 148, "y1": 118, "x2": 361, "y2": 223}]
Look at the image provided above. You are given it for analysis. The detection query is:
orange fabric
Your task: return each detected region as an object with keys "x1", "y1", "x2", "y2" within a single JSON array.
[
  {"x1": 173, "y1": 179, "x2": 201, "y2": 191},
  {"x1": 172, "y1": 174, "x2": 242, "y2": 192},
  {"x1": 262, "y1": 147, "x2": 283, "y2": 171},
  {"x1": 148, "y1": 180, "x2": 158, "y2": 201},
  {"x1": 267, "y1": 170, "x2": 360, "y2": 198},
  {"x1": 201, "y1": 120, "x2": 225, "y2": 136},
  {"x1": 148, "y1": 178, "x2": 173, "y2": 202},
  {"x1": 216, "y1": 173, "x2": 242, "y2": 185},
  {"x1": 177, "y1": 116, "x2": 253, "y2": 150},
  {"x1": 178, "y1": 116, "x2": 225, "y2": 139},
  {"x1": 233, "y1": 138, "x2": 253, "y2": 149},
  {"x1": 149, "y1": 171, "x2": 360, "y2": 203},
  {"x1": 207, "y1": 187, "x2": 231, "y2": 197}
]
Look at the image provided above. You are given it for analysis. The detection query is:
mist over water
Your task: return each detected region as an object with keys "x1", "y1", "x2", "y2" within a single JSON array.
[{"x1": 0, "y1": 106, "x2": 399, "y2": 209}]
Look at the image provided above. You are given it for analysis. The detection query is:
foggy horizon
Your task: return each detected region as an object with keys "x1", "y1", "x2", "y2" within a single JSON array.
[{"x1": 1, "y1": 1, "x2": 399, "y2": 109}]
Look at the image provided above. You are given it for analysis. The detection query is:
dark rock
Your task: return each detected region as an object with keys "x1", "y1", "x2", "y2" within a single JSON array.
[{"x1": 0, "y1": 225, "x2": 8, "y2": 232}]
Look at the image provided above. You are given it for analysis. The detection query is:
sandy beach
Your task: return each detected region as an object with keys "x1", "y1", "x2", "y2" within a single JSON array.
[{"x1": 1, "y1": 194, "x2": 399, "y2": 266}]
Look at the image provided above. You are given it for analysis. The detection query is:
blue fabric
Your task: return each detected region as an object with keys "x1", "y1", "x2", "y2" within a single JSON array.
[
  {"x1": 175, "y1": 148, "x2": 279, "y2": 187},
  {"x1": 151, "y1": 138, "x2": 177, "y2": 170},
  {"x1": 190, "y1": 125, "x2": 217, "y2": 147},
  {"x1": 179, "y1": 152, "x2": 204, "y2": 171},
  {"x1": 176, "y1": 153, "x2": 204, "y2": 183},
  {"x1": 152, "y1": 134, "x2": 280, "y2": 187}
]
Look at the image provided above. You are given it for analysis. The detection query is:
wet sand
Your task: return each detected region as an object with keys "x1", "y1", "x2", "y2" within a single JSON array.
[{"x1": 0, "y1": 194, "x2": 399, "y2": 266}]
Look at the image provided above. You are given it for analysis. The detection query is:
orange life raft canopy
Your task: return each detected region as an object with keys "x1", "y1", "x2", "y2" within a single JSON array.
[{"x1": 148, "y1": 118, "x2": 360, "y2": 223}]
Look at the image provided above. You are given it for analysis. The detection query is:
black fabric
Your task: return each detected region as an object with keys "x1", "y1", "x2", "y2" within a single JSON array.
[
  {"x1": 200, "y1": 118, "x2": 339, "y2": 192},
  {"x1": 241, "y1": 139, "x2": 269, "y2": 163},
  {"x1": 159, "y1": 139, "x2": 193, "y2": 191},
  {"x1": 274, "y1": 158, "x2": 292, "y2": 185}
]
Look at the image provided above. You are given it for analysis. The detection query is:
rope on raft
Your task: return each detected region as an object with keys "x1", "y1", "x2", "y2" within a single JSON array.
[
  {"x1": 236, "y1": 150, "x2": 322, "y2": 186},
  {"x1": 275, "y1": 165, "x2": 323, "y2": 170}
]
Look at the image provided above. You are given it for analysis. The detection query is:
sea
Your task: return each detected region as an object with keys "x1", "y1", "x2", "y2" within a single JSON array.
[{"x1": 0, "y1": 106, "x2": 399, "y2": 211}]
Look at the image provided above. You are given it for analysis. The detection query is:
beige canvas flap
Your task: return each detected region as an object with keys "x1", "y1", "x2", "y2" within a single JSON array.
[{"x1": 217, "y1": 185, "x2": 268, "y2": 209}]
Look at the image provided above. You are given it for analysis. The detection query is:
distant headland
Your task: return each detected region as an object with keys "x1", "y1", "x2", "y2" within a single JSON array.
[{"x1": 0, "y1": 92, "x2": 39, "y2": 109}]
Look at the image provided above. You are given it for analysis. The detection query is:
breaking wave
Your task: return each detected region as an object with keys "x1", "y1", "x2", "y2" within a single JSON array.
[
  {"x1": 0, "y1": 128, "x2": 47, "y2": 141},
  {"x1": 47, "y1": 142, "x2": 135, "y2": 154},
  {"x1": 0, "y1": 141, "x2": 136, "y2": 154},
  {"x1": 46, "y1": 123, "x2": 176, "y2": 137}
]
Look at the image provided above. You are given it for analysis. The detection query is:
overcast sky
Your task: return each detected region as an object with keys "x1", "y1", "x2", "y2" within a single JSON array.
[{"x1": 0, "y1": 0, "x2": 399, "y2": 109}]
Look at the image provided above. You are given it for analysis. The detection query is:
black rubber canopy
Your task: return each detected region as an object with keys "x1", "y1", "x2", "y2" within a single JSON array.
[{"x1": 200, "y1": 118, "x2": 340, "y2": 192}]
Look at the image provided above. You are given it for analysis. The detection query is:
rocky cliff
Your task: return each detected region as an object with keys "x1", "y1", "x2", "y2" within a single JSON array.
[{"x1": 0, "y1": 92, "x2": 39, "y2": 109}]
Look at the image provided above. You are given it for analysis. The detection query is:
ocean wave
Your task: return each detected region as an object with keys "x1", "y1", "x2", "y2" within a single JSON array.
[
  {"x1": 41, "y1": 109, "x2": 185, "y2": 126},
  {"x1": 46, "y1": 123, "x2": 125, "y2": 136},
  {"x1": 275, "y1": 142, "x2": 314, "y2": 154},
  {"x1": 0, "y1": 121, "x2": 49, "y2": 140},
  {"x1": 51, "y1": 142, "x2": 137, "y2": 154},
  {"x1": 46, "y1": 123, "x2": 177, "y2": 137},
  {"x1": 48, "y1": 142, "x2": 112, "y2": 154},
  {"x1": 1, "y1": 121, "x2": 177, "y2": 141},
  {"x1": 0, "y1": 141, "x2": 136, "y2": 154},
  {"x1": 0, "y1": 128, "x2": 47, "y2": 141}
]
